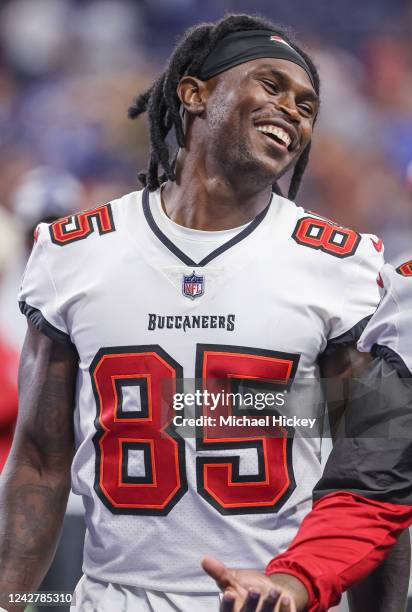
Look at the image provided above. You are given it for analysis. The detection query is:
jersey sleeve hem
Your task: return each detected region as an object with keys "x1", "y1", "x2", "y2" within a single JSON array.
[
  {"x1": 322, "y1": 314, "x2": 372, "y2": 357},
  {"x1": 19, "y1": 301, "x2": 73, "y2": 345},
  {"x1": 264, "y1": 566, "x2": 317, "y2": 611}
]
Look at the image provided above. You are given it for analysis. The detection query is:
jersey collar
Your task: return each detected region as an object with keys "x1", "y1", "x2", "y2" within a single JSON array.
[{"x1": 142, "y1": 187, "x2": 272, "y2": 267}]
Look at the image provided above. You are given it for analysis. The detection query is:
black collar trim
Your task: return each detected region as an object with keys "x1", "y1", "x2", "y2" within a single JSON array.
[{"x1": 142, "y1": 187, "x2": 272, "y2": 267}]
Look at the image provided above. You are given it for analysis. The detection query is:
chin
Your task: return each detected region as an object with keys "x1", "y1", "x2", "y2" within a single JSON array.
[{"x1": 256, "y1": 156, "x2": 286, "y2": 182}]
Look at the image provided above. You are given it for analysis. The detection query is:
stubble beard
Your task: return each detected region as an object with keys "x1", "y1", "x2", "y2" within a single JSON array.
[{"x1": 207, "y1": 96, "x2": 278, "y2": 189}]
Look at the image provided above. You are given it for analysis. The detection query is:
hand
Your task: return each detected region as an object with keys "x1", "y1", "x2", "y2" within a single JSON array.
[
  {"x1": 202, "y1": 556, "x2": 309, "y2": 612},
  {"x1": 220, "y1": 588, "x2": 294, "y2": 612}
]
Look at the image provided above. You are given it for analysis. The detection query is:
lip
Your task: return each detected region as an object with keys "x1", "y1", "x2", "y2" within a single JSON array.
[
  {"x1": 253, "y1": 117, "x2": 298, "y2": 151},
  {"x1": 256, "y1": 129, "x2": 290, "y2": 155}
]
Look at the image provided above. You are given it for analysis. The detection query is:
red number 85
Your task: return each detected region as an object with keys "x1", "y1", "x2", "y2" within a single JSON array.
[{"x1": 91, "y1": 344, "x2": 299, "y2": 516}]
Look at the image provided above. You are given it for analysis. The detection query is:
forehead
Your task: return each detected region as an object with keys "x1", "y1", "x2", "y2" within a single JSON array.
[{"x1": 223, "y1": 57, "x2": 316, "y2": 97}]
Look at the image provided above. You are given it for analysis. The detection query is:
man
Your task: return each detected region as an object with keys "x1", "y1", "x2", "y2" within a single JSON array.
[
  {"x1": 204, "y1": 260, "x2": 412, "y2": 611},
  {"x1": 0, "y1": 13, "x2": 401, "y2": 612}
]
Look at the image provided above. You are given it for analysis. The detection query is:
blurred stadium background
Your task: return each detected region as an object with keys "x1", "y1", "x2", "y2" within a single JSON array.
[{"x1": 0, "y1": 1, "x2": 411, "y2": 610}]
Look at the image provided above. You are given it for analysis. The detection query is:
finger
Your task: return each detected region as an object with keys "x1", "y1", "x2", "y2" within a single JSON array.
[
  {"x1": 259, "y1": 588, "x2": 282, "y2": 612},
  {"x1": 202, "y1": 556, "x2": 233, "y2": 590},
  {"x1": 241, "y1": 589, "x2": 261, "y2": 612},
  {"x1": 220, "y1": 590, "x2": 236, "y2": 612},
  {"x1": 278, "y1": 595, "x2": 293, "y2": 612}
]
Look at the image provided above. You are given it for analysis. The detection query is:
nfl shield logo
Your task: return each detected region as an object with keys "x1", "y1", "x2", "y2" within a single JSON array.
[{"x1": 182, "y1": 271, "x2": 204, "y2": 300}]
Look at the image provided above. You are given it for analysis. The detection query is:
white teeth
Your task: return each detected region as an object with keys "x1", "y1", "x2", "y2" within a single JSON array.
[{"x1": 256, "y1": 125, "x2": 291, "y2": 147}]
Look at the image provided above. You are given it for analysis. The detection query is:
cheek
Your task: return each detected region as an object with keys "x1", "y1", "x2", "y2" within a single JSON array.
[
  {"x1": 301, "y1": 120, "x2": 314, "y2": 147},
  {"x1": 206, "y1": 89, "x2": 240, "y2": 133}
]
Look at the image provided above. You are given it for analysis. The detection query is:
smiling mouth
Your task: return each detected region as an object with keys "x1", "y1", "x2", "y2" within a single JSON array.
[{"x1": 255, "y1": 124, "x2": 292, "y2": 150}]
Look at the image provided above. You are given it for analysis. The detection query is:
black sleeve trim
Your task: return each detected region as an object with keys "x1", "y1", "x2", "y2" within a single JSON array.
[
  {"x1": 372, "y1": 344, "x2": 411, "y2": 378},
  {"x1": 19, "y1": 301, "x2": 73, "y2": 346},
  {"x1": 322, "y1": 314, "x2": 372, "y2": 358}
]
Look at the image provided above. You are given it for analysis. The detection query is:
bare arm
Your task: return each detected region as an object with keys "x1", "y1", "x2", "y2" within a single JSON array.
[
  {"x1": 0, "y1": 322, "x2": 78, "y2": 610},
  {"x1": 320, "y1": 345, "x2": 411, "y2": 612}
]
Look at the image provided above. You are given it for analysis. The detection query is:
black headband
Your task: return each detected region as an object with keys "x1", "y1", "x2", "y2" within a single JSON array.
[{"x1": 198, "y1": 30, "x2": 315, "y2": 88}]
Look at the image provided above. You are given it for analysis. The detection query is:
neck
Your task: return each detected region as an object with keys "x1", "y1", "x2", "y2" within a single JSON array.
[{"x1": 161, "y1": 148, "x2": 273, "y2": 231}]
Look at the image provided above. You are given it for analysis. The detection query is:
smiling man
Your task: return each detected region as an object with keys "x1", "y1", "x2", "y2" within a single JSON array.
[{"x1": 0, "y1": 13, "x2": 404, "y2": 612}]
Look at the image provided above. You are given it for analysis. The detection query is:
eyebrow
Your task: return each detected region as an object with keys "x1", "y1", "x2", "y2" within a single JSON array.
[{"x1": 257, "y1": 65, "x2": 319, "y2": 103}]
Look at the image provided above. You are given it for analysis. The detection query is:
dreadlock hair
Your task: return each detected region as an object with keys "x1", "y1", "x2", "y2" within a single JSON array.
[{"x1": 128, "y1": 14, "x2": 320, "y2": 201}]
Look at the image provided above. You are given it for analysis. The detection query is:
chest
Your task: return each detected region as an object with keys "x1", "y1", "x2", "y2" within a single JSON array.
[{"x1": 61, "y1": 238, "x2": 341, "y2": 378}]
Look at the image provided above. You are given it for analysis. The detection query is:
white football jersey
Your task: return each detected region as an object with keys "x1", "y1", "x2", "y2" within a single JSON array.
[
  {"x1": 19, "y1": 188, "x2": 383, "y2": 592},
  {"x1": 358, "y1": 260, "x2": 412, "y2": 376}
]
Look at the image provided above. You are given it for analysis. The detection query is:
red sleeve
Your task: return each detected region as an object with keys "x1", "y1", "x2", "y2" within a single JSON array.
[{"x1": 265, "y1": 491, "x2": 412, "y2": 612}]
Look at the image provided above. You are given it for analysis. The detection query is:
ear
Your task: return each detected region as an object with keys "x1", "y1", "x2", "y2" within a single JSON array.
[{"x1": 177, "y1": 76, "x2": 209, "y2": 115}]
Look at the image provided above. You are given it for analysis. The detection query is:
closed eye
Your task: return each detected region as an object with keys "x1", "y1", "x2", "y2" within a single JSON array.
[
  {"x1": 261, "y1": 79, "x2": 279, "y2": 94},
  {"x1": 298, "y1": 102, "x2": 315, "y2": 117}
]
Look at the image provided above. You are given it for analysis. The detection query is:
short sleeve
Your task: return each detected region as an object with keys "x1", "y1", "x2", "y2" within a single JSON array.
[
  {"x1": 358, "y1": 262, "x2": 412, "y2": 377},
  {"x1": 18, "y1": 223, "x2": 71, "y2": 344},
  {"x1": 325, "y1": 234, "x2": 384, "y2": 354}
]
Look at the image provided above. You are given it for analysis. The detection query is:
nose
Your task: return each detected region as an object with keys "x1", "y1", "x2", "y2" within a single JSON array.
[{"x1": 277, "y1": 93, "x2": 300, "y2": 124}]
